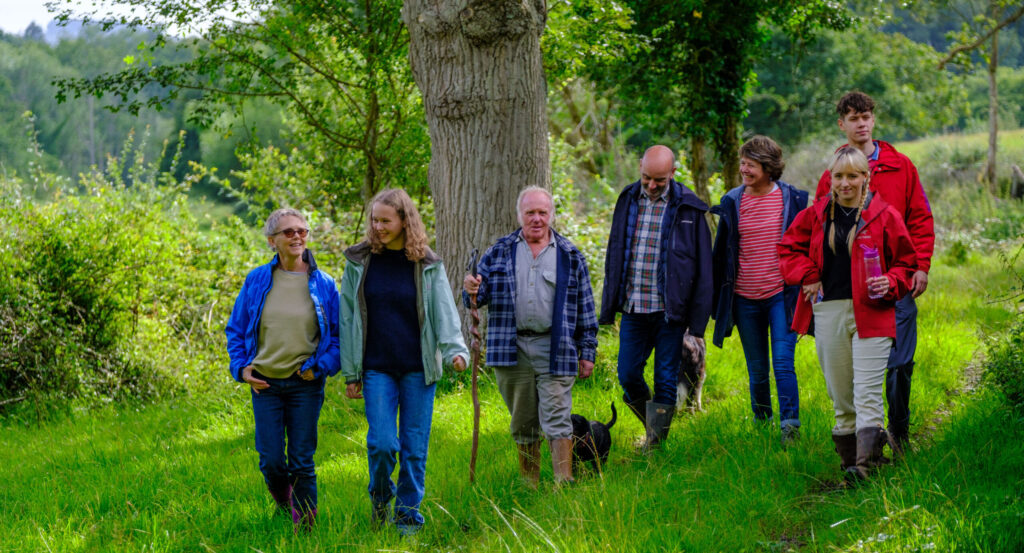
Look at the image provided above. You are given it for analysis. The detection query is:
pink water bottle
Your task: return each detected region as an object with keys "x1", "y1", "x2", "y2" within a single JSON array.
[{"x1": 860, "y1": 244, "x2": 883, "y2": 299}]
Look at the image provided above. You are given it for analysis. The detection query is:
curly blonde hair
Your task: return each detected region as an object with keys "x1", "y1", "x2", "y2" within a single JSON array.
[{"x1": 365, "y1": 188, "x2": 429, "y2": 261}]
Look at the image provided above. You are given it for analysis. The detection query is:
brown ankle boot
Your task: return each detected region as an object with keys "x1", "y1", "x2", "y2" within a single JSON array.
[
  {"x1": 846, "y1": 427, "x2": 888, "y2": 481},
  {"x1": 549, "y1": 438, "x2": 574, "y2": 485},
  {"x1": 516, "y1": 441, "x2": 541, "y2": 488},
  {"x1": 832, "y1": 433, "x2": 857, "y2": 471}
]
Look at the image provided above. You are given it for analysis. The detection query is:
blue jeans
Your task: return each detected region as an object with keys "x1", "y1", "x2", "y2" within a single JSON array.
[
  {"x1": 617, "y1": 311, "x2": 685, "y2": 405},
  {"x1": 732, "y1": 292, "x2": 799, "y2": 428},
  {"x1": 251, "y1": 371, "x2": 326, "y2": 515},
  {"x1": 363, "y1": 370, "x2": 436, "y2": 529}
]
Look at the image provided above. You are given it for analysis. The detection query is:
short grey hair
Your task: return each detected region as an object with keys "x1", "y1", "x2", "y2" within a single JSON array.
[
  {"x1": 515, "y1": 186, "x2": 556, "y2": 226},
  {"x1": 262, "y1": 208, "x2": 308, "y2": 238}
]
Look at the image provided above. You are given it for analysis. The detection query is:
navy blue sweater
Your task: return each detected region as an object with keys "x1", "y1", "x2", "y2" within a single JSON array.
[{"x1": 363, "y1": 249, "x2": 423, "y2": 374}]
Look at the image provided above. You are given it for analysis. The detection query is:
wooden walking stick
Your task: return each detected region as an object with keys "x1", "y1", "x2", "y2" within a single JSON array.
[{"x1": 466, "y1": 248, "x2": 482, "y2": 483}]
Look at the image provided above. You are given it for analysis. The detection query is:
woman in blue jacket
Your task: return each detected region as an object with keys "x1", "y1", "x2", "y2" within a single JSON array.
[
  {"x1": 225, "y1": 208, "x2": 340, "y2": 532},
  {"x1": 711, "y1": 136, "x2": 808, "y2": 446},
  {"x1": 340, "y1": 188, "x2": 469, "y2": 536}
]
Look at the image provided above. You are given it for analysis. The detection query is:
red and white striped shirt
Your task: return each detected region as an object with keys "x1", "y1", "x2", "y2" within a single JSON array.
[{"x1": 735, "y1": 186, "x2": 785, "y2": 300}]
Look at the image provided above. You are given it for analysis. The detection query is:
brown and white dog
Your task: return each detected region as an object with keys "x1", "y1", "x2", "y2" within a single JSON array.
[{"x1": 676, "y1": 331, "x2": 706, "y2": 414}]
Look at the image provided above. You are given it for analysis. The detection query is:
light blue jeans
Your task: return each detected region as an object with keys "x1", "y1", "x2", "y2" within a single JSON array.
[{"x1": 363, "y1": 370, "x2": 436, "y2": 530}]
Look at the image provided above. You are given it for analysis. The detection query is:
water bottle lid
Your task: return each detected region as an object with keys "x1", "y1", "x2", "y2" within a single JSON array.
[{"x1": 859, "y1": 244, "x2": 878, "y2": 256}]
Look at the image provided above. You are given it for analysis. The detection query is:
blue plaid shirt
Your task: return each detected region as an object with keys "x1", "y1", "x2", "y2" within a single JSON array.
[{"x1": 463, "y1": 229, "x2": 598, "y2": 376}]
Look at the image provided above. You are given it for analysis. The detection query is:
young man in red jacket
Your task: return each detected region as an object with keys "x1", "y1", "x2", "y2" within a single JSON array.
[{"x1": 815, "y1": 92, "x2": 935, "y2": 454}]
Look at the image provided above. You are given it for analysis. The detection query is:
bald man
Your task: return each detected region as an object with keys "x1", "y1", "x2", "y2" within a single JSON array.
[{"x1": 600, "y1": 145, "x2": 713, "y2": 452}]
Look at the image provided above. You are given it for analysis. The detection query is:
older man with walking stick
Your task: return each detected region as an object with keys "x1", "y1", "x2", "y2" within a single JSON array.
[{"x1": 463, "y1": 186, "x2": 598, "y2": 487}]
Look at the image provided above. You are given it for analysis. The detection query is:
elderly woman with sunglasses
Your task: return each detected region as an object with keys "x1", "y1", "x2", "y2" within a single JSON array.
[{"x1": 225, "y1": 208, "x2": 341, "y2": 532}]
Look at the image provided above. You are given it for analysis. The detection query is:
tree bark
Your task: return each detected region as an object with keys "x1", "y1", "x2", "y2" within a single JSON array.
[
  {"x1": 986, "y1": 29, "x2": 999, "y2": 191},
  {"x1": 720, "y1": 115, "x2": 740, "y2": 193},
  {"x1": 688, "y1": 135, "x2": 709, "y2": 204},
  {"x1": 689, "y1": 135, "x2": 716, "y2": 233},
  {"x1": 402, "y1": 0, "x2": 550, "y2": 294}
]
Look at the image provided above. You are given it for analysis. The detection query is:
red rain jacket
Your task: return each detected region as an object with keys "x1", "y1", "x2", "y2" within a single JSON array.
[
  {"x1": 816, "y1": 141, "x2": 934, "y2": 273},
  {"x1": 778, "y1": 194, "x2": 917, "y2": 339}
]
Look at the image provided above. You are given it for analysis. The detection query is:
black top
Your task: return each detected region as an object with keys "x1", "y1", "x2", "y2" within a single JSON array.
[
  {"x1": 363, "y1": 248, "x2": 423, "y2": 375},
  {"x1": 822, "y1": 204, "x2": 859, "y2": 301}
]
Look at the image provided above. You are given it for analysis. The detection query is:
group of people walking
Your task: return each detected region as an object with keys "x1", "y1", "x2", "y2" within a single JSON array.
[{"x1": 224, "y1": 91, "x2": 933, "y2": 535}]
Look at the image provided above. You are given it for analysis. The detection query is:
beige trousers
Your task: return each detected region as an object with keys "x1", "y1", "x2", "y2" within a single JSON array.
[
  {"x1": 812, "y1": 300, "x2": 892, "y2": 435},
  {"x1": 494, "y1": 335, "x2": 575, "y2": 443}
]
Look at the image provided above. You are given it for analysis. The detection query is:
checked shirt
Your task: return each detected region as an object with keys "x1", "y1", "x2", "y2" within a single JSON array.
[
  {"x1": 463, "y1": 229, "x2": 598, "y2": 377},
  {"x1": 624, "y1": 187, "x2": 669, "y2": 313}
]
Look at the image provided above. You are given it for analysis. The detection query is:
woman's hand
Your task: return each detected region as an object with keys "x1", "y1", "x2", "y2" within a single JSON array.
[
  {"x1": 345, "y1": 382, "x2": 363, "y2": 399},
  {"x1": 298, "y1": 368, "x2": 315, "y2": 381},
  {"x1": 867, "y1": 276, "x2": 890, "y2": 298},
  {"x1": 242, "y1": 366, "x2": 270, "y2": 394},
  {"x1": 453, "y1": 356, "x2": 467, "y2": 372},
  {"x1": 802, "y1": 281, "x2": 822, "y2": 303}
]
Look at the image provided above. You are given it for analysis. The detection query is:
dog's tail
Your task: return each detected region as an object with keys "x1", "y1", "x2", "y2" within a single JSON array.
[{"x1": 606, "y1": 402, "x2": 617, "y2": 429}]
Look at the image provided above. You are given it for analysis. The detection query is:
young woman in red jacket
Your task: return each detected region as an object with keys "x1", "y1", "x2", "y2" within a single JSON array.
[{"x1": 778, "y1": 146, "x2": 916, "y2": 481}]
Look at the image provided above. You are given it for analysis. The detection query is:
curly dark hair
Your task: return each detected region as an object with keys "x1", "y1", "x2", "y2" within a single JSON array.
[
  {"x1": 739, "y1": 135, "x2": 785, "y2": 181},
  {"x1": 836, "y1": 91, "x2": 875, "y2": 117}
]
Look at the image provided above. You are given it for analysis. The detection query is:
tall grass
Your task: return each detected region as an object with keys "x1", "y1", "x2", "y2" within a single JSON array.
[{"x1": 0, "y1": 244, "x2": 1020, "y2": 552}]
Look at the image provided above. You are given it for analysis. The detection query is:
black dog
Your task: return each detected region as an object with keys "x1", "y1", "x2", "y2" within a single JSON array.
[
  {"x1": 676, "y1": 330, "x2": 707, "y2": 414},
  {"x1": 570, "y1": 403, "x2": 617, "y2": 472}
]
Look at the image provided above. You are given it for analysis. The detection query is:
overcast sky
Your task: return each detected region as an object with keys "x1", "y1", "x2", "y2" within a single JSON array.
[{"x1": 0, "y1": 0, "x2": 57, "y2": 35}]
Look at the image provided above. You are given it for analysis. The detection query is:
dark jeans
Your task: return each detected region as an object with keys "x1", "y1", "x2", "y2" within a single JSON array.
[
  {"x1": 733, "y1": 292, "x2": 800, "y2": 428},
  {"x1": 617, "y1": 311, "x2": 685, "y2": 405},
  {"x1": 363, "y1": 370, "x2": 436, "y2": 529},
  {"x1": 886, "y1": 294, "x2": 918, "y2": 439},
  {"x1": 251, "y1": 371, "x2": 326, "y2": 515}
]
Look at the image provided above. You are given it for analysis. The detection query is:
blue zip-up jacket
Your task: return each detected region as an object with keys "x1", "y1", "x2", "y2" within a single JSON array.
[
  {"x1": 225, "y1": 249, "x2": 341, "y2": 383},
  {"x1": 462, "y1": 229, "x2": 598, "y2": 376},
  {"x1": 709, "y1": 181, "x2": 808, "y2": 348},
  {"x1": 599, "y1": 179, "x2": 713, "y2": 338}
]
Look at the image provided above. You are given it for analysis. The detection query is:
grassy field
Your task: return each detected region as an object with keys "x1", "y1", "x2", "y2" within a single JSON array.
[
  {"x1": 2, "y1": 128, "x2": 1023, "y2": 552},
  {"x1": 1, "y1": 243, "x2": 1022, "y2": 552}
]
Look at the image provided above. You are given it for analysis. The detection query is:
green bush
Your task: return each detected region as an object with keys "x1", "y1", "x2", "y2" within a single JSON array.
[
  {"x1": 0, "y1": 130, "x2": 265, "y2": 413},
  {"x1": 982, "y1": 243, "x2": 1024, "y2": 412},
  {"x1": 984, "y1": 310, "x2": 1024, "y2": 412}
]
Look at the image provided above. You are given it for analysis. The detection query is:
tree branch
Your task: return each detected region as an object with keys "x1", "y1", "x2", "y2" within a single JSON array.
[{"x1": 938, "y1": 4, "x2": 1024, "y2": 69}]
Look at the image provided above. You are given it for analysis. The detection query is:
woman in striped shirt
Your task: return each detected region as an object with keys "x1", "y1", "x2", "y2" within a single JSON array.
[{"x1": 711, "y1": 136, "x2": 808, "y2": 446}]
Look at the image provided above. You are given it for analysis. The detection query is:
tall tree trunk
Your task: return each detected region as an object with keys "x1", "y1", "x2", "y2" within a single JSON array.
[
  {"x1": 688, "y1": 135, "x2": 709, "y2": 204},
  {"x1": 402, "y1": 0, "x2": 550, "y2": 295},
  {"x1": 689, "y1": 135, "x2": 716, "y2": 232},
  {"x1": 986, "y1": 29, "x2": 999, "y2": 191},
  {"x1": 720, "y1": 116, "x2": 740, "y2": 192}
]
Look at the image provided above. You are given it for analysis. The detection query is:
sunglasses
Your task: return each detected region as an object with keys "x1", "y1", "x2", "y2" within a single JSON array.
[{"x1": 273, "y1": 228, "x2": 309, "y2": 238}]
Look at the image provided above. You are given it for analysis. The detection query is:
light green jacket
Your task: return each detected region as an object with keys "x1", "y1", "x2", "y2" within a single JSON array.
[{"x1": 339, "y1": 242, "x2": 469, "y2": 386}]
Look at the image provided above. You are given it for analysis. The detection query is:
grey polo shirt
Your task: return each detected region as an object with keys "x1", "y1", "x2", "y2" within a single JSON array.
[{"x1": 515, "y1": 231, "x2": 557, "y2": 332}]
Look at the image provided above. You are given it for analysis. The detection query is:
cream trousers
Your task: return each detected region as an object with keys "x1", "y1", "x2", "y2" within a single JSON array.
[{"x1": 812, "y1": 300, "x2": 892, "y2": 435}]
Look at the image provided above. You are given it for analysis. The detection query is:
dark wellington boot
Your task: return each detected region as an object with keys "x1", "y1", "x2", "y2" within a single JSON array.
[
  {"x1": 371, "y1": 501, "x2": 389, "y2": 531},
  {"x1": 292, "y1": 507, "x2": 317, "y2": 534},
  {"x1": 886, "y1": 361, "x2": 914, "y2": 456},
  {"x1": 640, "y1": 401, "x2": 675, "y2": 453},
  {"x1": 623, "y1": 391, "x2": 651, "y2": 429},
  {"x1": 266, "y1": 480, "x2": 292, "y2": 514}
]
